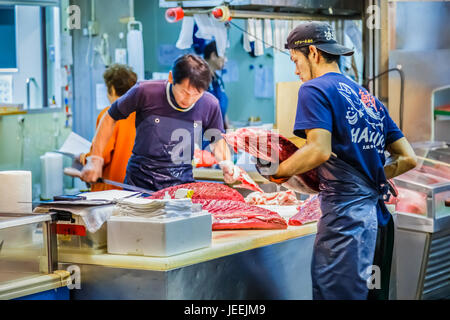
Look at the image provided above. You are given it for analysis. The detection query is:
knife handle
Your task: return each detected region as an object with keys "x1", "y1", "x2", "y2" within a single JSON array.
[
  {"x1": 64, "y1": 167, "x2": 104, "y2": 184},
  {"x1": 53, "y1": 195, "x2": 86, "y2": 201},
  {"x1": 64, "y1": 167, "x2": 82, "y2": 178}
]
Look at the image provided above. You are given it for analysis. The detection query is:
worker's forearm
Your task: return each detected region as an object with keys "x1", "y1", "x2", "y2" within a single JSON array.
[
  {"x1": 90, "y1": 112, "x2": 116, "y2": 158},
  {"x1": 275, "y1": 144, "x2": 329, "y2": 178},
  {"x1": 384, "y1": 155, "x2": 417, "y2": 179},
  {"x1": 211, "y1": 139, "x2": 232, "y2": 163},
  {"x1": 384, "y1": 137, "x2": 417, "y2": 180}
]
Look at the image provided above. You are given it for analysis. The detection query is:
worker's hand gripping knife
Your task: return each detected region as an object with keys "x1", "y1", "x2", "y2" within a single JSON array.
[{"x1": 81, "y1": 155, "x2": 104, "y2": 183}]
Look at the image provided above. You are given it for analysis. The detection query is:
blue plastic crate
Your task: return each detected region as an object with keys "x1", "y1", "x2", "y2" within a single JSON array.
[{"x1": 15, "y1": 287, "x2": 70, "y2": 300}]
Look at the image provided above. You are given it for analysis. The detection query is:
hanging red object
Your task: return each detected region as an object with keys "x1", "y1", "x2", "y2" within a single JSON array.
[
  {"x1": 212, "y1": 5, "x2": 232, "y2": 22},
  {"x1": 165, "y1": 7, "x2": 184, "y2": 23},
  {"x1": 212, "y1": 8, "x2": 223, "y2": 19}
]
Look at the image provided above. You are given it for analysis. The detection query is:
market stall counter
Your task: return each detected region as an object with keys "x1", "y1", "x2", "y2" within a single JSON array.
[{"x1": 58, "y1": 221, "x2": 317, "y2": 300}]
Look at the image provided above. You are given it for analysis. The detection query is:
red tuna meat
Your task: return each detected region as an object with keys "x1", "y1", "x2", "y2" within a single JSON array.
[
  {"x1": 289, "y1": 195, "x2": 322, "y2": 226},
  {"x1": 245, "y1": 190, "x2": 300, "y2": 206},
  {"x1": 223, "y1": 128, "x2": 319, "y2": 194},
  {"x1": 232, "y1": 166, "x2": 264, "y2": 193},
  {"x1": 149, "y1": 182, "x2": 245, "y2": 202},
  {"x1": 417, "y1": 165, "x2": 450, "y2": 182},
  {"x1": 397, "y1": 168, "x2": 448, "y2": 185},
  {"x1": 388, "y1": 187, "x2": 427, "y2": 215},
  {"x1": 194, "y1": 199, "x2": 288, "y2": 230}
]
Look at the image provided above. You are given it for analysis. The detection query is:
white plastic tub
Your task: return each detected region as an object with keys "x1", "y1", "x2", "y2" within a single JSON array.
[{"x1": 107, "y1": 211, "x2": 212, "y2": 257}]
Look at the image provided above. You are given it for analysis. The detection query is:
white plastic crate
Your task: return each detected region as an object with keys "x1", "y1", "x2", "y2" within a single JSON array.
[{"x1": 107, "y1": 211, "x2": 212, "y2": 257}]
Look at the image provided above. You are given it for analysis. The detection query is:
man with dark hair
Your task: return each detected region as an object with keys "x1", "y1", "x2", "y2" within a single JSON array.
[
  {"x1": 204, "y1": 41, "x2": 229, "y2": 129},
  {"x1": 257, "y1": 22, "x2": 417, "y2": 300},
  {"x1": 81, "y1": 54, "x2": 238, "y2": 191},
  {"x1": 78, "y1": 64, "x2": 137, "y2": 191}
]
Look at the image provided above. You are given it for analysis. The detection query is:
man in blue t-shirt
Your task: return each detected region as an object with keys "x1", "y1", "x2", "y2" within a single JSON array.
[
  {"x1": 80, "y1": 54, "x2": 238, "y2": 191},
  {"x1": 259, "y1": 22, "x2": 417, "y2": 300}
]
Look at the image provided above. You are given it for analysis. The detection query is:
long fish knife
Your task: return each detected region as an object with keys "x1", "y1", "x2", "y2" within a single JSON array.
[
  {"x1": 64, "y1": 167, "x2": 154, "y2": 195},
  {"x1": 52, "y1": 151, "x2": 76, "y2": 159}
]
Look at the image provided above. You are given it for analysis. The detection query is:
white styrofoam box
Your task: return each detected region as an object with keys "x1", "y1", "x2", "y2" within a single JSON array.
[{"x1": 107, "y1": 211, "x2": 212, "y2": 257}]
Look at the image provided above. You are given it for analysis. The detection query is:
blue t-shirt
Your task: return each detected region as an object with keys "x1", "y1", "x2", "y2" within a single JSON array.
[
  {"x1": 108, "y1": 80, "x2": 225, "y2": 159},
  {"x1": 294, "y1": 72, "x2": 404, "y2": 225}
]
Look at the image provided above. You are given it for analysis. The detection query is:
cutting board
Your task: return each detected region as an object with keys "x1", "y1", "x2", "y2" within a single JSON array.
[
  {"x1": 276, "y1": 81, "x2": 302, "y2": 139},
  {"x1": 193, "y1": 168, "x2": 267, "y2": 183},
  {"x1": 276, "y1": 81, "x2": 307, "y2": 148}
]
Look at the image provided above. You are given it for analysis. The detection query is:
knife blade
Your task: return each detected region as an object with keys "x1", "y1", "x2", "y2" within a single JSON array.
[
  {"x1": 64, "y1": 167, "x2": 154, "y2": 195},
  {"x1": 387, "y1": 179, "x2": 398, "y2": 198},
  {"x1": 98, "y1": 177, "x2": 154, "y2": 195},
  {"x1": 52, "y1": 151, "x2": 75, "y2": 159}
]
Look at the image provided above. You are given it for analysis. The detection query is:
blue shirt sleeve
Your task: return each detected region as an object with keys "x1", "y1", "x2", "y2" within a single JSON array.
[
  {"x1": 377, "y1": 100, "x2": 404, "y2": 145},
  {"x1": 108, "y1": 83, "x2": 142, "y2": 121},
  {"x1": 293, "y1": 84, "x2": 333, "y2": 139}
]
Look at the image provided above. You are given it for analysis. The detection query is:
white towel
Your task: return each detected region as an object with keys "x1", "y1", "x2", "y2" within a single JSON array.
[
  {"x1": 193, "y1": 14, "x2": 214, "y2": 40},
  {"x1": 193, "y1": 14, "x2": 227, "y2": 57},
  {"x1": 264, "y1": 19, "x2": 273, "y2": 49},
  {"x1": 274, "y1": 20, "x2": 282, "y2": 51},
  {"x1": 176, "y1": 16, "x2": 194, "y2": 50},
  {"x1": 247, "y1": 18, "x2": 256, "y2": 42},
  {"x1": 212, "y1": 18, "x2": 227, "y2": 57},
  {"x1": 243, "y1": 19, "x2": 257, "y2": 53},
  {"x1": 127, "y1": 21, "x2": 145, "y2": 80},
  {"x1": 281, "y1": 21, "x2": 291, "y2": 52},
  {"x1": 243, "y1": 20, "x2": 252, "y2": 52},
  {"x1": 254, "y1": 19, "x2": 264, "y2": 56}
]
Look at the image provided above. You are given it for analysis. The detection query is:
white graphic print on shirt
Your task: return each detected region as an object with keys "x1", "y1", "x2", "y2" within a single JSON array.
[{"x1": 337, "y1": 82, "x2": 386, "y2": 154}]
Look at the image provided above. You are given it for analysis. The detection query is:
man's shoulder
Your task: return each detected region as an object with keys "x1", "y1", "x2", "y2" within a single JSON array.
[
  {"x1": 300, "y1": 73, "x2": 361, "y2": 96},
  {"x1": 307, "y1": 72, "x2": 344, "y2": 86},
  {"x1": 137, "y1": 80, "x2": 166, "y2": 93},
  {"x1": 199, "y1": 91, "x2": 220, "y2": 108}
]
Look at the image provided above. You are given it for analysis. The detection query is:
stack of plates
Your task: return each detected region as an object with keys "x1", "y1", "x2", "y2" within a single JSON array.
[{"x1": 114, "y1": 198, "x2": 200, "y2": 218}]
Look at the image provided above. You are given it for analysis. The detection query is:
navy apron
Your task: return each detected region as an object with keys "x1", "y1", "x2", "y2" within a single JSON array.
[
  {"x1": 125, "y1": 114, "x2": 200, "y2": 192},
  {"x1": 312, "y1": 155, "x2": 391, "y2": 300}
]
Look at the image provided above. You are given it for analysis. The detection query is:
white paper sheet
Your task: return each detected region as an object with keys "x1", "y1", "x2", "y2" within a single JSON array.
[
  {"x1": 61, "y1": 34, "x2": 73, "y2": 66},
  {"x1": 222, "y1": 59, "x2": 239, "y2": 83},
  {"x1": 254, "y1": 66, "x2": 274, "y2": 98},
  {"x1": 58, "y1": 132, "x2": 91, "y2": 156},
  {"x1": 0, "y1": 75, "x2": 13, "y2": 104},
  {"x1": 96, "y1": 83, "x2": 110, "y2": 110},
  {"x1": 80, "y1": 190, "x2": 140, "y2": 201}
]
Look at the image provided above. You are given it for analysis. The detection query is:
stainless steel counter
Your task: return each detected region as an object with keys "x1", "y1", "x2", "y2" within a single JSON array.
[{"x1": 58, "y1": 224, "x2": 317, "y2": 300}]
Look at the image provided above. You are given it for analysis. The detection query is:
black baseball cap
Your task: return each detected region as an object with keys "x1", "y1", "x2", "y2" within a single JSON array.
[{"x1": 285, "y1": 21, "x2": 354, "y2": 56}]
